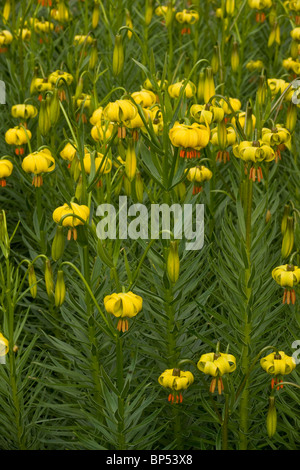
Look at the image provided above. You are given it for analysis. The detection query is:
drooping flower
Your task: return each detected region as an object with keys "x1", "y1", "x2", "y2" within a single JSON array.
[
  {"x1": 103, "y1": 99, "x2": 137, "y2": 138},
  {"x1": 53, "y1": 202, "x2": 90, "y2": 241},
  {"x1": 0, "y1": 333, "x2": 9, "y2": 356},
  {"x1": 11, "y1": 104, "x2": 38, "y2": 120},
  {"x1": 5, "y1": 126, "x2": 32, "y2": 155},
  {"x1": 272, "y1": 264, "x2": 300, "y2": 305},
  {"x1": 0, "y1": 160, "x2": 13, "y2": 187},
  {"x1": 168, "y1": 80, "x2": 196, "y2": 99},
  {"x1": 103, "y1": 291, "x2": 143, "y2": 332},
  {"x1": 261, "y1": 126, "x2": 291, "y2": 162},
  {"x1": 169, "y1": 121, "x2": 210, "y2": 158},
  {"x1": 190, "y1": 104, "x2": 224, "y2": 125},
  {"x1": 22, "y1": 149, "x2": 55, "y2": 187},
  {"x1": 233, "y1": 140, "x2": 275, "y2": 181},
  {"x1": 131, "y1": 89, "x2": 157, "y2": 108},
  {"x1": 185, "y1": 165, "x2": 212, "y2": 194},
  {"x1": 158, "y1": 368, "x2": 194, "y2": 404},
  {"x1": 260, "y1": 350, "x2": 296, "y2": 390},
  {"x1": 197, "y1": 351, "x2": 236, "y2": 394}
]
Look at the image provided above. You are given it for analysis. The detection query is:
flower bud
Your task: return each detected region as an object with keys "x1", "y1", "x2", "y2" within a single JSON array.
[
  {"x1": 197, "y1": 71, "x2": 205, "y2": 102},
  {"x1": 75, "y1": 176, "x2": 82, "y2": 201},
  {"x1": 281, "y1": 216, "x2": 294, "y2": 259},
  {"x1": 267, "y1": 397, "x2": 277, "y2": 438},
  {"x1": 203, "y1": 67, "x2": 215, "y2": 104},
  {"x1": 226, "y1": 0, "x2": 235, "y2": 16},
  {"x1": 74, "y1": 76, "x2": 84, "y2": 101},
  {"x1": 231, "y1": 41, "x2": 239, "y2": 72},
  {"x1": 165, "y1": 3, "x2": 174, "y2": 27},
  {"x1": 291, "y1": 40, "x2": 298, "y2": 59},
  {"x1": 281, "y1": 205, "x2": 290, "y2": 235},
  {"x1": 217, "y1": 119, "x2": 228, "y2": 150},
  {"x1": 92, "y1": 1, "x2": 100, "y2": 29},
  {"x1": 0, "y1": 210, "x2": 10, "y2": 258},
  {"x1": 45, "y1": 259, "x2": 54, "y2": 299},
  {"x1": 55, "y1": 270, "x2": 66, "y2": 307},
  {"x1": 286, "y1": 103, "x2": 297, "y2": 133},
  {"x1": 113, "y1": 34, "x2": 124, "y2": 77},
  {"x1": 51, "y1": 226, "x2": 65, "y2": 261},
  {"x1": 211, "y1": 44, "x2": 220, "y2": 75},
  {"x1": 257, "y1": 75, "x2": 267, "y2": 106},
  {"x1": 135, "y1": 171, "x2": 144, "y2": 203},
  {"x1": 145, "y1": 0, "x2": 153, "y2": 26},
  {"x1": 123, "y1": 174, "x2": 132, "y2": 196},
  {"x1": 89, "y1": 41, "x2": 98, "y2": 70},
  {"x1": 167, "y1": 240, "x2": 180, "y2": 284},
  {"x1": 125, "y1": 141, "x2": 137, "y2": 181},
  {"x1": 39, "y1": 98, "x2": 51, "y2": 136},
  {"x1": 49, "y1": 88, "x2": 61, "y2": 126},
  {"x1": 28, "y1": 265, "x2": 37, "y2": 299},
  {"x1": 245, "y1": 103, "x2": 254, "y2": 139},
  {"x1": 265, "y1": 209, "x2": 271, "y2": 224},
  {"x1": 3, "y1": 0, "x2": 10, "y2": 21},
  {"x1": 126, "y1": 9, "x2": 133, "y2": 39}
]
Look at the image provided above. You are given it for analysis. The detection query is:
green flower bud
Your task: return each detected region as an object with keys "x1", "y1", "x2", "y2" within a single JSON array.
[
  {"x1": 267, "y1": 397, "x2": 277, "y2": 438},
  {"x1": 28, "y1": 264, "x2": 37, "y2": 299},
  {"x1": 113, "y1": 34, "x2": 124, "y2": 77},
  {"x1": 55, "y1": 270, "x2": 66, "y2": 307},
  {"x1": 51, "y1": 226, "x2": 65, "y2": 261},
  {"x1": 167, "y1": 240, "x2": 180, "y2": 284}
]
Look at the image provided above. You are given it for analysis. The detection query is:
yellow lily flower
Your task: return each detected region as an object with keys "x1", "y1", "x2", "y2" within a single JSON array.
[
  {"x1": 260, "y1": 350, "x2": 296, "y2": 389},
  {"x1": 169, "y1": 121, "x2": 210, "y2": 158},
  {"x1": 197, "y1": 351, "x2": 236, "y2": 394},
  {"x1": 185, "y1": 165, "x2": 212, "y2": 194},
  {"x1": 131, "y1": 89, "x2": 156, "y2": 108},
  {"x1": 11, "y1": 104, "x2": 38, "y2": 120},
  {"x1": 22, "y1": 149, "x2": 55, "y2": 187},
  {"x1": 219, "y1": 97, "x2": 242, "y2": 115},
  {"x1": 53, "y1": 202, "x2": 90, "y2": 241},
  {"x1": 0, "y1": 333, "x2": 9, "y2": 356},
  {"x1": 272, "y1": 264, "x2": 300, "y2": 305},
  {"x1": 158, "y1": 368, "x2": 194, "y2": 404},
  {"x1": 0, "y1": 160, "x2": 13, "y2": 187},
  {"x1": 104, "y1": 291, "x2": 143, "y2": 332},
  {"x1": 168, "y1": 80, "x2": 196, "y2": 99},
  {"x1": 103, "y1": 99, "x2": 137, "y2": 138},
  {"x1": 190, "y1": 104, "x2": 224, "y2": 125},
  {"x1": 233, "y1": 140, "x2": 274, "y2": 181},
  {"x1": 5, "y1": 126, "x2": 32, "y2": 147}
]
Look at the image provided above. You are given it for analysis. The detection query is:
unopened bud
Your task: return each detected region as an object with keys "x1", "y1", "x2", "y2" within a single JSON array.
[
  {"x1": 281, "y1": 216, "x2": 294, "y2": 259},
  {"x1": 226, "y1": 0, "x2": 235, "y2": 16},
  {"x1": 28, "y1": 265, "x2": 37, "y2": 299},
  {"x1": 217, "y1": 119, "x2": 228, "y2": 150},
  {"x1": 281, "y1": 205, "x2": 290, "y2": 235},
  {"x1": 286, "y1": 103, "x2": 297, "y2": 133},
  {"x1": 231, "y1": 41, "x2": 239, "y2": 73},
  {"x1": 167, "y1": 240, "x2": 180, "y2": 284},
  {"x1": 203, "y1": 67, "x2": 215, "y2": 104},
  {"x1": 49, "y1": 88, "x2": 60, "y2": 126},
  {"x1": 145, "y1": 0, "x2": 153, "y2": 26},
  {"x1": 39, "y1": 98, "x2": 51, "y2": 136},
  {"x1": 257, "y1": 75, "x2": 267, "y2": 106},
  {"x1": 45, "y1": 259, "x2": 54, "y2": 299},
  {"x1": 92, "y1": 1, "x2": 100, "y2": 29},
  {"x1": 211, "y1": 44, "x2": 220, "y2": 75},
  {"x1": 197, "y1": 71, "x2": 205, "y2": 102},
  {"x1": 55, "y1": 270, "x2": 66, "y2": 307},
  {"x1": 51, "y1": 226, "x2": 65, "y2": 261},
  {"x1": 265, "y1": 209, "x2": 271, "y2": 223},
  {"x1": 113, "y1": 34, "x2": 124, "y2": 77},
  {"x1": 125, "y1": 141, "x2": 137, "y2": 181}
]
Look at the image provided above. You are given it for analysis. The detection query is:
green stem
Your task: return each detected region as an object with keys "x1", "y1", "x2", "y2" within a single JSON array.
[
  {"x1": 6, "y1": 260, "x2": 26, "y2": 450},
  {"x1": 116, "y1": 334, "x2": 126, "y2": 450},
  {"x1": 239, "y1": 178, "x2": 253, "y2": 450}
]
